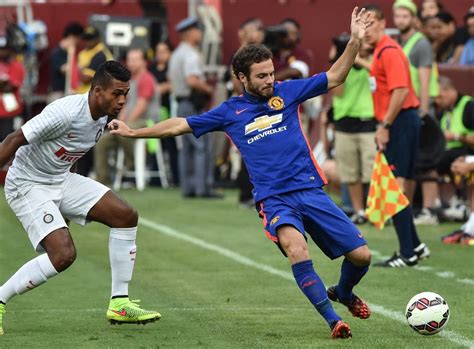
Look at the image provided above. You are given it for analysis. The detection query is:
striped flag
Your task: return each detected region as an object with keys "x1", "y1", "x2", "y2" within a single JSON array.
[{"x1": 365, "y1": 152, "x2": 409, "y2": 229}]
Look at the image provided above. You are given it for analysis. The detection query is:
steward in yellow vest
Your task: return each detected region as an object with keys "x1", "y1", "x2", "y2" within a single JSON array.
[
  {"x1": 436, "y1": 76, "x2": 474, "y2": 176},
  {"x1": 393, "y1": 0, "x2": 439, "y2": 117}
]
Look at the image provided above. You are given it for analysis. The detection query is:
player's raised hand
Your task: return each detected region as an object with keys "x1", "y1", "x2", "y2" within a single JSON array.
[
  {"x1": 350, "y1": 7, "x2": 373, "y2": 41},
  {"x1": 108, "y1": 119, "x2": 133, "y2": 137}
]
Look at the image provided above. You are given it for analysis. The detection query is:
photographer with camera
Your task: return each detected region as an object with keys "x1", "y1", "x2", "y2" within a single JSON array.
[{"x1": 268, "y1": 18, "x2": 313, "y2": 81}]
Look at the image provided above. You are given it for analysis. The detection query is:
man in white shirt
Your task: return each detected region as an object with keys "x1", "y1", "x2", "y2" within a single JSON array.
[{"x1": 0, "y1": 61, "x2": 161, "y2": 335}]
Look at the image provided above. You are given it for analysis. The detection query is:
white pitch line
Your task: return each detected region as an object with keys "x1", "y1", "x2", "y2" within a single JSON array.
[
  {"x1": 373, "y1": 250, "x2": 474, "y2": 287},
  {"x1": 414, "y1": 265, "x2": 435, "y2": 271},
  {"x1": 139, "y1": 217, "x2": 474, "y2": 349},
  {"x1": 436, "y1": 271, "x2": 456, "y2": 279},
  {"x1": 457, "y1": 278, "x2": 474, "y2": 286}
]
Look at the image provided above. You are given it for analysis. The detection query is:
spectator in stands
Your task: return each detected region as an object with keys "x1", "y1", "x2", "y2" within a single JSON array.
[
  {"x1": 76, "y1": 26, "x2": 114, "y2": 177},
  {"x1": 48, "y1": 22, "x2": 83, "y2": 103},
  {"x1": 330, "y1": 34, "x2": 376, "y2": 224},
  {"x1": 434, "y1": 11, "x2": 465, "y2": 64},
  {"x1": 273, "y1": 18, "x2": 313, "y2": 81},
  {"x1": 0, "y1": 39, "x2": 25, "y2": 142},
  {"x1": 149, "y1": 40, "x2": 179, "y2": 186},
  {"x1": 76, "y1": 26, "x2": 113, "y2": 94},
  {"x1": 169, "y1": 17, "x2": 217, "y2": 198},
  {"x1": 459, "y1": 8, "x2": 474, "y2": 65},
  {"x1": 441, "y1": 155, "x2": 474, "y2": 245},
  {"x1": 365, "y1": 4, "x2": 430, "y2": 267},
  {"x1": 238, "y1": 17, "x2": 265, "y2": 48},
  {"x1": 150, "y1": 41, "x2": 173, "y2": 115},
  {"x1": 231, "y1": 18, "x2": 265, "y2": 95},
  {"x1": 437, "y1": 76, "x2": 474, "y2": 219},
  {"x1": 394, "y1": 0, "x2": 438, "y2": 117},
  {"x1": 273, "y1": 19, "x2": 318, "y2": 137},
  {"x1": 419, "y1": 0, "x2": 444, "y2": 19},
  {"x1": 421, "y1": 15, "x2": 442, "y2": 51},
  {"x1": 393, "y1": 0, "x2": 442, "y2": 225},
  {"x1": 95, "y1": 49, "x2": 159, "y2": 186}
]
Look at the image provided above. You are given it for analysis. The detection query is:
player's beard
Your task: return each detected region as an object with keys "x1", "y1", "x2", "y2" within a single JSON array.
[{"x1": 247, "y1": 80, "x2": 274, "y2": 99}]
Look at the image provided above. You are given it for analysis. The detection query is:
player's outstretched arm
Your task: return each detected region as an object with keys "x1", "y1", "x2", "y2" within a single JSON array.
[
  {"x1": 0, "y1": 129, "x2": 27, "y2": 168},
  {"x1": 326, "y1": 7, "x2": 373, "y2": 89},
  {"x1": 108, "y1": 118, "x2": 193, "y2": 139}
]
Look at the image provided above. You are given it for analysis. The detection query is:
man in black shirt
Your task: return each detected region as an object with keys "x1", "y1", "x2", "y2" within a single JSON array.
[{"x1": 48, "y1": 22, "x2": 83, "y2": 102}]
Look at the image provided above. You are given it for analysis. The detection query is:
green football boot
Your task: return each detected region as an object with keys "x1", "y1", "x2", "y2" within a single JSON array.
[
  {"x1": 0, "y1": 303, "x2": 5, "y2": 335},
  {"x1": 107, "y1": 298, "x2": 161, "y2": 325}
]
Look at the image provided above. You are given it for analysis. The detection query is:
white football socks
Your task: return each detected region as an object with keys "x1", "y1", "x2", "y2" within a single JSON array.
[
  {"x1": 109, "y1": 227, "x2": 137, "y2": 298},
  {"x1": 0, "y1": 254, "x2": 58, "y2": 304}
]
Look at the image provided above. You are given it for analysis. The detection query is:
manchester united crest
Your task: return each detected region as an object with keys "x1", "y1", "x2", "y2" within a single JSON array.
[{"x1": 268, "y1": 96, "x2": 284, "y2": 110}]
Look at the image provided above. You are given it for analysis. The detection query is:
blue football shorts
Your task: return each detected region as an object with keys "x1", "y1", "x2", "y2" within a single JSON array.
[{"x1": 258, "y1": 187, "x2": 367, "y2": 259}]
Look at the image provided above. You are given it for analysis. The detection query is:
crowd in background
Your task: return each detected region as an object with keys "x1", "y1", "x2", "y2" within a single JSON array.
[{"x1": 0, "y1": 0, "x2": 473, "y2": 244}]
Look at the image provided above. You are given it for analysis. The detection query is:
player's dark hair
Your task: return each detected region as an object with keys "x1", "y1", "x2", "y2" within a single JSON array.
[
  {"x1": 91, "y1": 61, "x2": 131, "y2": 88},
  {"x1": 63, "y1": 22, "x2": 84, "y2": 38},
  {"x1": 363, "y1": 4, "x2": 385, "y2": 20},
  {"x1": 232, "y1": 44, "x2": 272, "y2": 79}
]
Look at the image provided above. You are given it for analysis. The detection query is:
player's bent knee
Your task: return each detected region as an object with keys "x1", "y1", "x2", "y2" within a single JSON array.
[
  {"x1": 346, "y1": 245, "x2": 371, "y2": 266},
  {"x1": 113, "y1": 205, "x2": 138, "y2": 227},
  {"x1": 284, "y1": 243, "x2": 310, "y2": 263},
  {"x1": 352, "y1": 251, "x2": 371, "y2": 267},
  {"x1": 359, "y1": 251, "x2": 372, "y2": 266},
  {"x1": 121, "y1": 206, "x2": 138, "y2": 227},
  {"x1": 49, "y1": 245, "x2": 77, "y2": 272}
]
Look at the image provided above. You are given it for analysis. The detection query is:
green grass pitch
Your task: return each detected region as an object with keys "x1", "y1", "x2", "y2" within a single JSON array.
[{"x1": 0, "y1": 187, "x2": 473, "y2": 348}]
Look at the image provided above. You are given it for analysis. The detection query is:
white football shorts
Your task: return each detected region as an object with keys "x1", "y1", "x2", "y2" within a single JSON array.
[{"x1": 4, "y1": 172, "x2": 110, "y2": 252}]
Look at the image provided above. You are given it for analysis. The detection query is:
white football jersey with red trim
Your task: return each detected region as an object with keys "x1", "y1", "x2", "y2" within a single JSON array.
[{"x1": 8, "y1": 93, "x2": 107, "y2": 184}]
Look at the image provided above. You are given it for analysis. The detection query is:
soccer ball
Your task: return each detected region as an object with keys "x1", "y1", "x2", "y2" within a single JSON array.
[{"x1": 405, "y1": 292, "x2": 450, "y2": 335}]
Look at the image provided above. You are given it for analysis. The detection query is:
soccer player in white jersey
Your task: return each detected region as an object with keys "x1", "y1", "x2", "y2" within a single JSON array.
[{"x1": 0, "y1": 61, "x2": 161, "y2": 335}]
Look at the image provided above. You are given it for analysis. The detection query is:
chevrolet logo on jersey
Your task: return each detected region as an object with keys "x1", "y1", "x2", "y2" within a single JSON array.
[
  {"x1": 245, "y1": 113, "x2": 287, "y2": 144},
  {"x1": 245, "y1": 114, "x2": 283, "y2": 135}
]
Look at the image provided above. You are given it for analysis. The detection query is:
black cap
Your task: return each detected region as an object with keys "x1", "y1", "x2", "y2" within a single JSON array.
[
  {"x1": 82, "y1": 26, "x2": 100, "y2": 40},
  {"x1": 175, "y1": 17, "x2": 202, "y2": 33}
]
